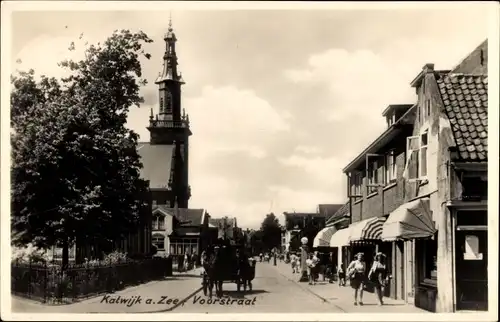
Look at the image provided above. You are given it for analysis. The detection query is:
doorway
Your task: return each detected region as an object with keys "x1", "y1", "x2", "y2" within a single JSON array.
[
  {"x1": 455, "y1": 229, "x2": 488, "y2": 311},
  {"x1": 396, "y1": 240, "x2": 405, "y2": 300}
]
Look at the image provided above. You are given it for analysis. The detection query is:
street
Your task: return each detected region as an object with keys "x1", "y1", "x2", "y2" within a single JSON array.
[
  {"x1": 12, "y1": 260, "x2": 428, "y2": 314},
  {"x1": 173, "y1": 261, "x2": 339, "y2": 313}
]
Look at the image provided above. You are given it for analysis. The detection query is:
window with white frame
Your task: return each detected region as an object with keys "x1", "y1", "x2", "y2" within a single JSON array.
[
  {"x1": 153, "y1": 215, "x2": 165, "y2": 230},
  {"x1": 170, "y1": 239, "x2": 198, "y2": 255},
  {"x1": 350, "y1": 172, "x2": 363, "y2": 199},
  {"x1": 420, "y1": 132, "x2": 428, "y2": 178},
  {"x1": 405, "y1": 131, "x2": 428, "y2": 181},
  {"x1": 152, "y1": 234, "x2": 165, "y2": 251},
  {"x1": 385, "y1": 150, "x2": 396, "y2": 184},
  {"x1": 367, "y1": 161, "x2": 379, "y2": 194}
]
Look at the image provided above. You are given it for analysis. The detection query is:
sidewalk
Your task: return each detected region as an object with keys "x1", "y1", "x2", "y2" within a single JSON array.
[
  {"x1": 271, "y1": 261, "x2": 429, "y2": 313},
  {"x1": 11, "y1": 267, "x2": 204, "y2": 313}
]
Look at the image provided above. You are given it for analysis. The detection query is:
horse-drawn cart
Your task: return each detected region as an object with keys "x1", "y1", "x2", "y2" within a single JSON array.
[{"x1": 201, "y1": 241, "x2": 256, "y2": 297}]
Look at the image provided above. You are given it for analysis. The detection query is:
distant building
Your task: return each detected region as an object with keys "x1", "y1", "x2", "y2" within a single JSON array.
[
  {"x1": 283, "y1": 211, "x2": 328, "y2": 251},
  {"x1": 151, "y1": 206, "x2": 210, "y2": 257}
]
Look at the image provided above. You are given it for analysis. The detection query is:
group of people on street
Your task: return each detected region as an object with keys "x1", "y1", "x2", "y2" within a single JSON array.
[
  {"x1": 177, "y1": 252, "x2": 198, "y2": 272},
  {"x1": 287, "y1": 249, "x2": 389, "y2": 306},
  {"x1": 346, "y1": 252, "x2": 389, "y2": 306}
]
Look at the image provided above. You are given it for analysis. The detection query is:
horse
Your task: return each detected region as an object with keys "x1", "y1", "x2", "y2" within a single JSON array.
[
  {"x1": 203, "y1": 247, "x2": 225, "y2": 298},
  {"x1": 237, "y1": 252, "x2": 256, "y2": 292}
]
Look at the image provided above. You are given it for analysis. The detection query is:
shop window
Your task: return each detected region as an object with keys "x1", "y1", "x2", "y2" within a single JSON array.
[
  {"x1": 419, "y1": 238, "x2": 437, "y2": 284},
  {"x1": 170, "y1": 239, "x2": 199, "y2": 255},
  {"x1": 461, "y1": 176, "x2": 487, "y2": 201}
]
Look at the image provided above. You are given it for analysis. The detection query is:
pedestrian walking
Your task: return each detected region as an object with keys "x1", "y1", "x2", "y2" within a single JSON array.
[
  {"x1": 184, "y1": 252, "x2": 190, "y2": 271},
  {"x1": 191, "y1": 252, "x2": 197, "y2": 268},
  {"x1": 368, "y1": 252, "x2": 389, "y2": 306},
  {"x1": 337, "y1": 263, "x2": 346, "y2": 286},
  {"x1": 312, "y1": 252, "x2": 320, "y2": 282},
  {"x1": 290, "y1": 253, "x2": 298, "y2": 273},
  {"x1": 306, "y1": 253, "x2": 319, "y2": 285},
  {"x1": 347, "y1": 252, "x2": 367, "y2": 306}
]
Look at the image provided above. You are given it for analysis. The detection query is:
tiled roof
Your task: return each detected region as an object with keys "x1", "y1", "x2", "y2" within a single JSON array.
[
  {"x1": 153, "y1": 205, "x2": 205, "y2": 226},
  {"x1": 436, "y1": 74, "x2": 488, "y2": 161},
  {"x1": 326, "y1": 202, "x2": 350, "y2": 225},
  {"x1": 284, "y1": 212, "x2": 327, "y2": 218},
  {"x1": 137, "y1": 142, "x2": 175, "y2": 189},
  {"x1": 318, "y1": 204, "x2": 344, "y2": 221}
]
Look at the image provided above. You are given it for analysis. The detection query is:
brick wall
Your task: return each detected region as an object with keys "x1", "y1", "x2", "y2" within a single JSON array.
[
  {"x1": 383, "y1": 151, "x2": 406, "y2": 215},
  {"x1": 347, "y1": 135, "x2": 408, "y2": 223}
]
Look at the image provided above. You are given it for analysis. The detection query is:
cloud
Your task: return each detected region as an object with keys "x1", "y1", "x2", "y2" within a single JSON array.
[
  {"x1": 186, "y1": 85, "x2": 291, "y2": 159},
  {"x1": 294, "y1": 145, "x2": 322, "y2": 155},
  {"x1": 10, "y1": 9, "x2": 489, "y2": 230}
]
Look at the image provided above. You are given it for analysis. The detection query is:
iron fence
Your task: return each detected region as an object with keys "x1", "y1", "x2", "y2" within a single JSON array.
[{"x1": 11, "y1": 257, "x2": 172, "y2": 304}]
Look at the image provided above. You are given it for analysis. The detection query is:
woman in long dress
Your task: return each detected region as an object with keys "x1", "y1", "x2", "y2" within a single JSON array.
[{"x1": 347, "y1": 252, "x2": 366, "y2": 306}]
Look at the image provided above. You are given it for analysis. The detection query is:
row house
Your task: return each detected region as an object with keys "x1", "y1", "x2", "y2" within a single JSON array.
[
  {"x1": 343, "y1": 103, "x2": 417, "y2": 301},
  {"x1": 401, "y1": 39, "x2": 488, "y2": 313},
  {"x1": 321, "y1": 39, "x2": 488, "y2": 313}
]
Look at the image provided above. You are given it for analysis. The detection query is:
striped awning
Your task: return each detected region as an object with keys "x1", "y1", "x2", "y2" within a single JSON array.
[
  {"x1": 313, "y1": 226, "x2": 336, "y2": 247},
  {"x1": 349, "y1": 216, "x2": 386, "y2": 242},
  {"x1": 330, "y1": 227, "x2": 351, "y2": 247},
  {"x1": 382, "y1": 198, "x2": 436, "y2": 241}
]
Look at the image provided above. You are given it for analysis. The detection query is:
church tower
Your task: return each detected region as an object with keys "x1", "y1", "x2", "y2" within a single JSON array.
[{"x1": 147, "y1": 18, "x2": 191, "y2": 208}]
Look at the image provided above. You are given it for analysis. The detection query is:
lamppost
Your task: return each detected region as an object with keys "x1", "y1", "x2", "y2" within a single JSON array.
[{"x1": 299, "y1": 236, "x2": 309, "y2": 282}]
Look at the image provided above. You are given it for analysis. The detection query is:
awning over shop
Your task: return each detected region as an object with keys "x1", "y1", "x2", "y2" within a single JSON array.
[
  {"x1": 330, "y1": 227, "x2": 351, "y2": 247},
  {"x1": 382, "y1": 198, "x2": 435, "y2": 241},
  {"x1": 313, "y1": 226, "x2": 336, "y2": 247},
  {"x1": 349, "y1": 216, "x2": 386, "y2": 242}
]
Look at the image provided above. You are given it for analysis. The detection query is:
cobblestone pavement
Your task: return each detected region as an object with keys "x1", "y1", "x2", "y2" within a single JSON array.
[
  {"x1": 11, "y1": 262, "x2": 431, "y2": 314},
  {"x1": 172, "y1": 260, "x2": 342, "y2": 313},
  {"x1": 270, "y1": 260, "x2": 430, "y2": 313}
]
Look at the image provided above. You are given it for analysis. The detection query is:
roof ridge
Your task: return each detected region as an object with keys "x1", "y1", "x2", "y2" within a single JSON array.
[{"x1": 445, "y1": 73, "x2": 487, "y2": 77}]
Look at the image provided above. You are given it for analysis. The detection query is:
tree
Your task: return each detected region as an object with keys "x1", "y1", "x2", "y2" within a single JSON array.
[
  {"x1": 11, "y1": 30, "x2": 153, "y2": 268},
  {"x1": 260, "y1": 213, "x2": 282, "y2": 252}
]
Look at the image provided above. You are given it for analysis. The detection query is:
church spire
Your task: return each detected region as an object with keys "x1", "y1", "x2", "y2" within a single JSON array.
[{"x1": 155, "y1": 15, "x2": 185, "y2": 85}]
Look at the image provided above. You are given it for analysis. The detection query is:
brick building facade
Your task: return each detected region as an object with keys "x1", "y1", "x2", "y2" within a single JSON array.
[{"x1": 321, "y1": 39, "x2": 489, "y2": 313}]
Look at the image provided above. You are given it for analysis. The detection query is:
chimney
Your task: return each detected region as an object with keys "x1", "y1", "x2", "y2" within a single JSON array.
[{"x1": 423, "y1": 63, "x2": 434, "y2": 73}]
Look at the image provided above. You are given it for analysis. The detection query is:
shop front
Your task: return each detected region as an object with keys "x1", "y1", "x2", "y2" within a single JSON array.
[
  {"x1": 452, "y1": 208, "x2": 488, "y2": 311},
  {"x1": 329, "y1": 227, "x2": 351, "y2": 272},
  {"x1": 348, "y1": 216, "x2": 387, "y2": 293},
  {"x1": 313, "y1": 226, "x2": 336, "y2": 248},
  {"x1": 382, "y1": 197, "x2": 436, "y2": 311}
]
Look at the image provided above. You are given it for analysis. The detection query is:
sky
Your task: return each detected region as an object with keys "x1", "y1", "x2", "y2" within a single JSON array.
[{"x1": 9, "y1": 3, "x2": 491, "y2": 229}]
